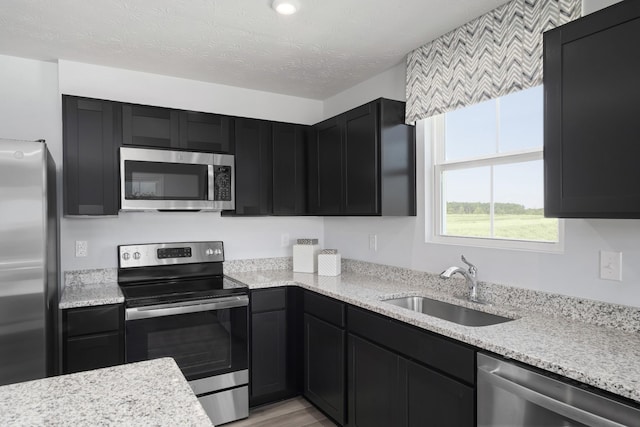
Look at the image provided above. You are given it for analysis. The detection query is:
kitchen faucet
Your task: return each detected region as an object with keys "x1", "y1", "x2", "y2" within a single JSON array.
[{"x1": 440, "y1": 255, "x2": 480, "y2": 303}]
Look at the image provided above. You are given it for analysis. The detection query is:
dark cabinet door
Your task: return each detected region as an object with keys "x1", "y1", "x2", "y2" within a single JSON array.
[
  {"x1": 64, "y1": 332, "x2": 123, "y2": 374},
  {"x1": 62, "y1": 304, "x2": 124, "y2": 374},
  {"x1": 309, "y1": 117, "x2": 343, "y2": 215},
  {"x1": 251, "y1": 309, "x2": 287, "y2": 401},
  {"x1": 63, "y1": 95, "x2": 120, "y2": 215},
  {"x1": 122, "y1": 104, "x2": 179, "y2": 148},
  {"x1": 344, "y1": 103, "x2": 379, "y2": 215},
  {"x1": 348, "y1": 334, "x2": 400, "y2": 427},
  {"x1": 544, "y1": 2, "x2": 640, "y2": 218},
  {"x1": 401, "y1": 359, "x2": 474, "y2": 427},
  {"x1": 179, "y1": 111, "x2": 232, "y2": 153},
  {"x1": 234, "y1": 118, "x2": 273, "y2": 215},
  {"x1": 308, "y1": 98, "x2": 415, "y2": 216},
  {"x1": 304, "y1": 313, "x2": 345, "y2": 425},
  {"x1": 272, "y1": 123, "x2": 307, "y2": 215}
]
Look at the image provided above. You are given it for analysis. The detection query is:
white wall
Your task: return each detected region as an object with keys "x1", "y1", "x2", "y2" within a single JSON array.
[
  {"x1": 322, "y1": 62, "x2": 406, "y2": 120},
  {"x1": 582, "y1": 0, "x2": 622, "y2": 15},
  {"x1": 58, "y1": 61, "x2": 323, "y2": 125}
]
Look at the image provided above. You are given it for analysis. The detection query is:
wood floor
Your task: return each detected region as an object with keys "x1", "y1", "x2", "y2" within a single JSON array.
[{"x1": 225, "y1": 397, "x2": 337, "y2": 427}]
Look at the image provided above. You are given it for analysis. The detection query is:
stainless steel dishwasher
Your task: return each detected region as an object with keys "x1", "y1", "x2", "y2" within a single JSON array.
[{"x1": 477, "y1": 353, "x2": 640, "y2": 427}]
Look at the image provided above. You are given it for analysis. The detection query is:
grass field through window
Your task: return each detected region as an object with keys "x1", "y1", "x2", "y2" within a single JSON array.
[{"x1": 444, "y1": 214, "x2": 558, "y2": 242}]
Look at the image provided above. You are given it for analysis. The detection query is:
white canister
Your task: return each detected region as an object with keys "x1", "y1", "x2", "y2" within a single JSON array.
[
  {"x1": 293, "y1": 238, "x2": 320, "y2": 273},
  {"x1": 318, "y1": 249, "x2": 341, "y2": 276}
]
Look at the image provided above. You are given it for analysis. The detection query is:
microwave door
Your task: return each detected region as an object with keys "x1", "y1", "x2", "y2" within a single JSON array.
[{"x1": 120, "y1": 147, "x2": 216, "y2": 211}]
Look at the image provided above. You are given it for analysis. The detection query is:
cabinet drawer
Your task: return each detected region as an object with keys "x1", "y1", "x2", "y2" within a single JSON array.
[
  {"x1": 252, "y1": 288, "x2": 286, "y2": 312},
  {"x1": 304, "y1": 291, "x2": 345, "y2": 328},
  {"x1": 65, "y1": 304, "x2": 122, "y2": 337},
  {"x1": 64, "y1": 332, "x2": 123, "y2": 374},
  {"x1": 348, "y1": 306, "x2": 475, "y2": 384}
]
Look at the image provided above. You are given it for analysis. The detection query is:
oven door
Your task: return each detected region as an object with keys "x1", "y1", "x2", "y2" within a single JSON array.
[{"x1": 125, "y1": 295, "x2": 248, "y2": 381}]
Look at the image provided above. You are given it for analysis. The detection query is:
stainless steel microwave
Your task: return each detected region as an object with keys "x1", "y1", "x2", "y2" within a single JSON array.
[{"x1": 120, "y1": 147, "x2": 235, "y2": 211}]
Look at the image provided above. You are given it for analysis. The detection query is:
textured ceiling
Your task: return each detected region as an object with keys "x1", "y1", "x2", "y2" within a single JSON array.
[{"x1": 0, "y1": 0, "x2": 510, "y2": 99}]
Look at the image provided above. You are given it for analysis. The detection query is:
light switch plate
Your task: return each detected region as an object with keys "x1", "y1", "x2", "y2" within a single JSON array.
[{"x1": 600, "y1": 250, "x2": 622, "y2": 281}]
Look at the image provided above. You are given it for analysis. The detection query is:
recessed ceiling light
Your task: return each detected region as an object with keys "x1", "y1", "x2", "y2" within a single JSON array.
[{"x1": 272, "y1": 0, "x2": 300, "y2": 15}]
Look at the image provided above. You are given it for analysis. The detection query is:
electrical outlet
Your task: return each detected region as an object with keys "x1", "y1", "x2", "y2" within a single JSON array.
[
  {"x1": 280, "y1": 233, "x2": 290, "y2": 248},
  {"x1": 600, "y1": 250, "x2": 622, "y2": 281},
  {"x1": 75, "y1": 240, "x2": 88, "y2": 257},
  {"x1": 369, "y1": 234, "x2": 377, "y2": 252}
]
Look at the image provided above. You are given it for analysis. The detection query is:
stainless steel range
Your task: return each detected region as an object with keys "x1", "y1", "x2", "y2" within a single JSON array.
[{"x1": 118, "y1": 241, "x2": 248, "y2": 425}]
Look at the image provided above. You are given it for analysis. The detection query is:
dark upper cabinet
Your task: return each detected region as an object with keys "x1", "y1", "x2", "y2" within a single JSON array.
[
  {"x1": 308, "y1": 98, "x2": 416, "y2": 216},
  {"x1": 272, "y1": 123, "x2": 307, "y2": 215},
  {"x1": 63, "y1": 95, "x2": 120, "y2": 216},
  {"x1": 179, "y1": 111, "x2": 233, "y2": 153},
  {"x1": 233, "y1": 118, "x2": 273, "y2": 215},
  {"x1": 228, "y1": 120, "x2": 309, "y2": 216},
  {"x1": 122, "y1": 104, "x2": 179, "y2": 148},
  {"x1": 309, "y1": 117, "x2": 344, "y2": 214},
  {"x1": 544, "y1": 1, "x2": 640, "y2": 218},
  {"x1": 122, "y1": 103, "x2": 233, "y2": 153}
]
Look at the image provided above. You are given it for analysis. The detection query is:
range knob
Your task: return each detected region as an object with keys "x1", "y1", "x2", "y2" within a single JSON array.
[
  {"x1": 122, "y1": 252, "x2": 130, "y2": 261},
  {"x1": 133, "y1": 252, "x2": 141, "y2": 260},
  {"x1": 205, "y1": 248, "x2": 214, "y2": 256},
  {"x1": 214, "y1": 248, "x2": 222, "y2": 256}
]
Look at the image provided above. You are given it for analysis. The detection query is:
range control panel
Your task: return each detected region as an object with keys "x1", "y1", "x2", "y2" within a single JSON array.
[{"x1": 119, "y1": 241, "x2": 224, "y2": 268}]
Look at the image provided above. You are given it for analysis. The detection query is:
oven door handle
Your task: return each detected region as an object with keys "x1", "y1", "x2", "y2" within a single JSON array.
[{"x1": 126, "y1": 295, "x2": 249, "y2": 321}]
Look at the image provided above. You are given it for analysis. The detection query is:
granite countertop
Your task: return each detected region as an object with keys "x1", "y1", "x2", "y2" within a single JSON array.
[
  {"x1": 226, "y1": 269, "x2": 640, "y2": 405},
  {"x1": 0, "y1": 358, "x2": 213, "y2": 426},
  {"x1": 59, "y1": 281, "x2": 124, "y2": 309}
]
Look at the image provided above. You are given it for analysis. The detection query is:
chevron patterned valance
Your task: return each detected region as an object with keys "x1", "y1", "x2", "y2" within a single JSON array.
[{"x1": 405, "y1": 0, "x2": 581, "y2": 123}]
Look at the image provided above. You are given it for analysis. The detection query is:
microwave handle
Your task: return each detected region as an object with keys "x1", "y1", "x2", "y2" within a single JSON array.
[{"x1": 208, "y1": 164, "x2": 214, "y2": 201}]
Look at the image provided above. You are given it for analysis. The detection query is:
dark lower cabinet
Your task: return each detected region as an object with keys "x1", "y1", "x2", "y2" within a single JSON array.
[
  {"x1": 62, "y1": 304, "x2": 124, "y2": 374},
  {"x1": 63, "y1": 95, "x2": 120, "y2": 216},
  {"x1": 304, "y1": 313, "x2": 346, "y2": 425},
  {"x1": 249, "y1": 289, "x2": 474, "y2": 426},
  {"x1": 402, "y1": 358, "x2": 474, "y2": 427},
  {"x1": 250, "y1": 287, "x2": 303, "y2": 407},
  {"x1": 348, "y1": 334, "x2": 400, "y2": 427},
  {"x1": 348, "y1": 334, "x2": 473, "y2": 427},
  {"x1": 303, "y1": 291, "x2": 346, "y2": 425}
]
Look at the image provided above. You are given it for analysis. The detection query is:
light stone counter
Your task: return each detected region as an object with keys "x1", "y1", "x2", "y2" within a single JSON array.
[
  {"x1": 59, "y1": 269, "x2": 123, "y2": 309},
  {"x1": 0, "y1": 358, "x2": 213, "y2": 426},
  {"x1": 226, "y1": 269, "x2": 640, "y2": 405}
]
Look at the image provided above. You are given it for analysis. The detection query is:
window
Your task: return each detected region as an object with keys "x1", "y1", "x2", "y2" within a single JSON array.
[{"x1": 430, "y1": 86, "x2": 562, "y2": 251}]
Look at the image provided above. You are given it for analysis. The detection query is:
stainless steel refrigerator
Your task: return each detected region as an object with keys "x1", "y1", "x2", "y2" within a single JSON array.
[{"x1": 0, "y1": 139, "x2": 58, "y2": 386}]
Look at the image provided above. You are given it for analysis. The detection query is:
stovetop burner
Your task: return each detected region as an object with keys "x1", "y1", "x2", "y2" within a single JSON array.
[{"x1": 120, "y1": 276, "x2": 248, "y2": 308}]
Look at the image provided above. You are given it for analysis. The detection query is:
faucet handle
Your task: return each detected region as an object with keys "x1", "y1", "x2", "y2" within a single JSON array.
[{"x1": 461, "y1": 255, "x2": 477, "y2": 276}]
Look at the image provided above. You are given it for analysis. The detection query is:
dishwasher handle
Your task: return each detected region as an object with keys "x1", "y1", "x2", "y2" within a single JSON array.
[
  {"x1": 477, "y1": 364, "x2": 627, "y2": 427},
  {"x1": 126, "y1": 295, "x2": 248, "y2": 321}
]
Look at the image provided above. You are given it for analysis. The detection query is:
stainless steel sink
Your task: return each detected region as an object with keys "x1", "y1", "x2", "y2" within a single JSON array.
[{"x1": 382, "y1": 296, "x2": 514, "y2": 327}]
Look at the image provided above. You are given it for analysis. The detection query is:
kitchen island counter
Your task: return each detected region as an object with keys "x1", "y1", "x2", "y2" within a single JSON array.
[{"x1": 0, "y1": 358, "x2": 213, "y2": 426}]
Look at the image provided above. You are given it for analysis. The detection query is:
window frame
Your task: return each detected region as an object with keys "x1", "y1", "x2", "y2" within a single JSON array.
[{"x1": 428, "y1": 106, "x2": 564, "y2": 253}]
